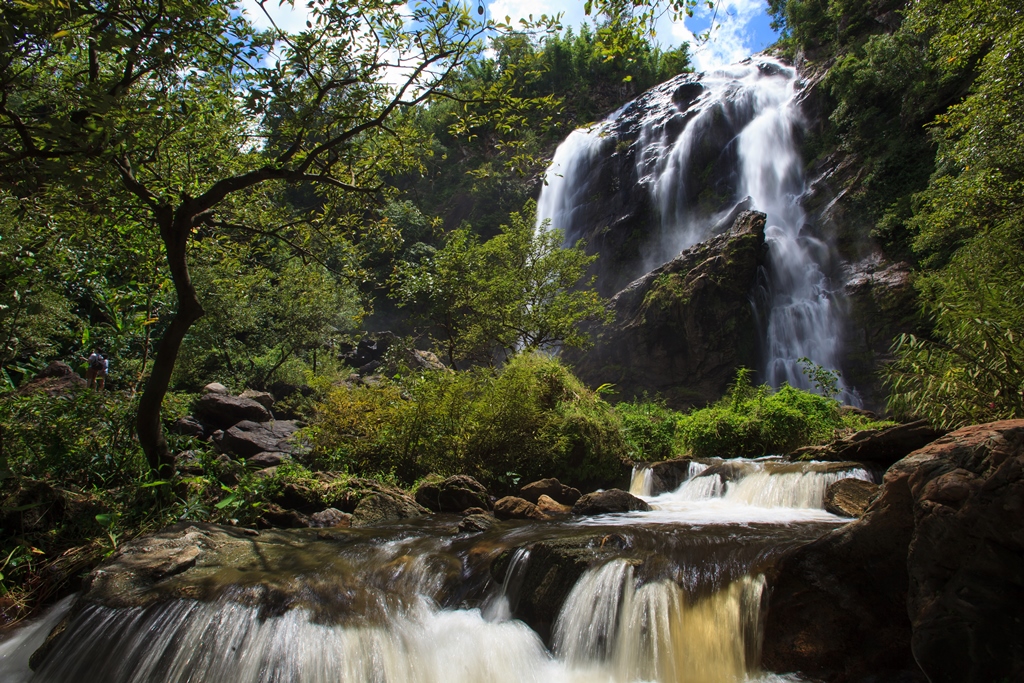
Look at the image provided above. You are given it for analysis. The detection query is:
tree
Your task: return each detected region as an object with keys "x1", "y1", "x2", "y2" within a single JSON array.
[
  {"x1": 395, "y1": 202, "x2": 611, "y2": 368},
  {"x1": 0, "y1": 0, "x2": 516, "y2": 476}
]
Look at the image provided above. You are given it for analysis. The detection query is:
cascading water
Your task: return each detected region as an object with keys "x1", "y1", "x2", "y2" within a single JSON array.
[
  {"x1": 536, "y1": 58, "x2": 859, "y2": 402},
  {"x1": 0, "y1": 457, "x2": 876, "y2": 683}
]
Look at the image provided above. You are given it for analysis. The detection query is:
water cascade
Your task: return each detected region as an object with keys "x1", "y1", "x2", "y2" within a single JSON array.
[
  {"x1": 1, "y1": 457, "x2": 875, "y2": 683},
  {"x1": 536, "y1": 59, "x2": 857, "y2": 400}
]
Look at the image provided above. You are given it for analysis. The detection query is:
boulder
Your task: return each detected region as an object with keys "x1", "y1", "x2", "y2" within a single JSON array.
[
  {"x1": 414, "y1": 475, "x2": 490, "y2": 512},
  {"x1": 818, "y1": 419, "x2": 947, "y2": 465},
  {"x1": 518, "y1": 478, "x2": 581, "y2": 506},
  {"x1": 202, "y1": 382, "x2": 230, "y2": 395},
  {"x1": 763, "y1": 420, "x2": 1024, "y2": 683},
  {"x1": 571, "y1": 489, "x2": 651, "y2": 515},
  {"x1": 309, "y1": 508, "x2": 351, "y2": 529},
  {"x1": 219, "y1": 420, "x2": 301, "y2": 459},
  {"x1": 239, "y1": 389, "x2": 275, "y2": 409},
  {"x1": 170, "y1": 416, "x2": 205, "y2": 439},
  {"x1": 16, "y1": 361, "x2": 87, "y2": 396},
  {"x1": 350, "y1": 493, "x2": 428, "y2": 528},
  {"x1": 493, "y1": 496, "x2": 548, "y2": 521},
  {"x1": 569, "y1": 211, "x2": 767, "y2": 409},
  {"x1": 536, "y1": 495, "x2": 572, "y2": 516},
  {"x1": 194, "y1": 393, "x2": 271, "y2": 430},
  {"x1": 824, "y1": 478, "x2": 878, "y2": 517},
  {"x1": 458, "y1": 513, "x2": 497, "y2": 533},
  {"x1": 247, "y1": 451, "x2": 291, "y2": 468},
  {"x1": 259, "y1": 504, "x2": 312, "y2": 528}
]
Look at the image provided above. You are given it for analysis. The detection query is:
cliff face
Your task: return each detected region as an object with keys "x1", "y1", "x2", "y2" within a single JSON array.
[{"x1": 570, "y1": 211, "x2": 767, "y2": 409}]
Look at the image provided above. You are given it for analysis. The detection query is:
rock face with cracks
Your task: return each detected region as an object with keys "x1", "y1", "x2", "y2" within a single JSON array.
[{"x1": 570, "y1": 211, "x2": 767, "y2": 409}]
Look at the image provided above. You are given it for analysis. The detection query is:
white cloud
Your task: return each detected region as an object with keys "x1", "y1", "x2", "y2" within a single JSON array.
[
  {"x1": 487, "y1": 0, "x2": 588, "y2": 32},
  {"x1": 666, "y1": 0, "x2": 765, "y2": 70},
  {"x1": 238, "y1": 0, "x2": 315, "y2": 34}
]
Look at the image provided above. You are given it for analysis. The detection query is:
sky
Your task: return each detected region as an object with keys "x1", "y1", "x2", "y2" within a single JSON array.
[{"x1": 238, "y1": 0, "x2": 780, "y2": 72}]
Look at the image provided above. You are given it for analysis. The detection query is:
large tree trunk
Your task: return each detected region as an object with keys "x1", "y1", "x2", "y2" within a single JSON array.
[{"x1": 136, "y1": 209, "x2": 204, "y2": 477}]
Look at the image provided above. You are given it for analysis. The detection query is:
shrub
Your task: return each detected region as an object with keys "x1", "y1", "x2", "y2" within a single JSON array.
[
  {"x1": 306, "y1": 353, "x2": 628, "y2": 491},
  {"x1": 675, "y1": 369, "x2": 844, "y2": 458},
  {"x1": 615, "y1": 399, "x2": 681, "y2": 461}
]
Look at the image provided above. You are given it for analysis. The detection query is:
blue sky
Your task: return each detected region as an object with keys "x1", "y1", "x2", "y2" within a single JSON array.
[{"x1": 239, "y1": 0, "x2": 780, "y2": 72}]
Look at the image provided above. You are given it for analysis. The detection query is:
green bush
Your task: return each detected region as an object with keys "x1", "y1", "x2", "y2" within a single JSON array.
[
  {"x1": 615, "y1": 399, "x2": 681, "y2": 461},
  {"x1": 675, "y1": 370, "x2": 844, "y2": 458},
  {"x1": 306, "y1": 353, "x2": 628, "y2": 491}
]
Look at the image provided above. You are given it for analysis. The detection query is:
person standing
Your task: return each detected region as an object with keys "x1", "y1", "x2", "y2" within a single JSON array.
[{"x1": 86, "y1": 349, "x2": 108, "y2": 390}]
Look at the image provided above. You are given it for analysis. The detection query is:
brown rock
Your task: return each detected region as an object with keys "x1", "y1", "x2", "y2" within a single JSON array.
[
  {"x1": 571, "y1": 489, "x2": 651, "y2": 515},
  {"x1": 518, "y1": 478, "x2": 581, "y2": 506},
  {"x1": 220, "y1": 420, "x2": 301, "y2": 459},
  {"x1": 535, "y1": 495, "x2": 571, "y2": 516},
  {"x1": 414, "y1": 475, "x2": 490, "y2": 512},
  {"x1": 763, "y1": 419, "x2": 1024, "y2": 683},
  {"x1": 823, "y1": 478, "x2": 879, "y2": 517},
  {"x1": 350, "y1": 493, "x2": 427, "y2": 527},
  {"x1": 458, "y1": 513, "x2": 497, "y2": 533},
  {"x1": 818, "y1": 419, "x2": 947, "y2": 465},
  {"x1": 239, "y1": 389, "x2": 275, "y2": 409},
  {"x1": 493, "y1": 496, "x2": 548, "y2": 521},
  {"x1": 16, "y1": 361, "x2": 87, "y2": 396}
]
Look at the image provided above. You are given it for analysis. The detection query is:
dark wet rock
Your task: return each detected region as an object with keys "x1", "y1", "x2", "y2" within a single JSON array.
[
  {"x1": 194, "y1": 393, "x2": 271, "y2": 431},
  {"x1": 460, "y1": 507, "x2": 487, "y2": 516},
  {"x1": 219, "y1": 420, "x2": 301, "y2": 459},
  {"x1": 640, "y1": 458, "x2": 694, "y2": 494},
  {"x1": 170, "y1": 416, "x2": 205, "y2": 439},
  {"x1": 570, "y1": 211, "x2": 767, "y2": 409},
  {"x1": 571, "y1": 489, "x2": 651, "y2": 515},
  {"x1": 493, "y1": 496, "x2": 547, "y2": 521},
  {"x1": 414, "y1": 475, "x2": 490, "y2": 512},
  {"x1": 16, "y1": 361, "x2": 87, "y2": 396},
  {"x1": 239, "y1": 389, "x2": 275, "y2": 410},
  {"x1": 247, "y1": 451, "x2": 291, "y2": 468},
  {"x1": 763, "y1": 419, "x2": 1024, "y2": 683},
  {"x1": 824, "y1": 478, "x2": 878, "y2": 517},
  {"x1": 536, "y1": 495, "x2": 572, "y2": 516},
  {"x1": 267, "y1": 380, "x2": 314, "y2": 402},
  {"x1": 518, "y1": 478, "x2": 581, "y2": 506},
  {"x1": 458, "y1": 513, "x2": 497, "y2": 533},
  {"x1": 840, "y1": 255, "x2": 922, "y2": 408},
  {"x1": 350, "y1": 493, "x2": 427, "y2": 528},
  {"x1": 309, "y1": 508, "x2": 351, "y2": 529},
  {"x1": 340, "y1": 332, "x2": 397, "y2": 369},
  {"x1": 696, "y1": 461, "x2": 750, "y2": 483},
  {"x1": 798, "y1": 419, "x2": 946, "y2": 466}
]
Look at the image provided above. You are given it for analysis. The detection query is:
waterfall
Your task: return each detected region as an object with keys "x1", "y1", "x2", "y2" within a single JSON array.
[{"x1": 535, "y1": 58, "x2": 858, "y2": 401}]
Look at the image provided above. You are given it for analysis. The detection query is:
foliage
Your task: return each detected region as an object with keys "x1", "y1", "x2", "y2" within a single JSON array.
[
  {"x1": 616, "y1": 398, "x2": 681, "y2": 461},
  {"x1": 394, "y1": 202, "x2": 610, "y2": 368},
  {"x1": 675, "y1": 369, "x2": 844, "y2": 458},
  {"x1": 307, "y1": 352, "x2": 628, "y2": 490}
]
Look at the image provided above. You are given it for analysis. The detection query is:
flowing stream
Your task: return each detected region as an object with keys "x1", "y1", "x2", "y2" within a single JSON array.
[
  {"x1": 0, "y1": 459, "x2": 873, "y2": 682},
  {"x1": 536, "y1": 58, "x2": 857, "y2": 402}
]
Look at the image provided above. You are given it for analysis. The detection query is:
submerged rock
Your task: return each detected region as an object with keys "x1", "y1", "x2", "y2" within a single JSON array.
[
  {"x1": 571, "y1": 489, "x2": 651, "y2": 515},
  {"x1": 763, "y1": 419, "x2": 1024, "y2": 683}
]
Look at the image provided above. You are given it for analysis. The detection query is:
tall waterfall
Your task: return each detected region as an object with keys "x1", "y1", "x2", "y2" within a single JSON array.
[{"x1": 536, "y1": 59, "x2": 857, "y2": 401}]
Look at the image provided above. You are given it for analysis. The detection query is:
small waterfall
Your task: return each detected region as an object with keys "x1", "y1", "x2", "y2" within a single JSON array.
[
  {"x1": 629, "y1": 466, "x2": 654, "y2": 496},
  {"x1": 483, "y1": 547, "x2": 532, "y2": 622},
  {"x1": 554, "y1": 559, "x2": 767, "y2": 682},
  {"x1": 534, "y1": 58, "x2": 858, "y2": 401},
  {"x1": 724, "y1": 468, "x2": 872, "y2": 509}
]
